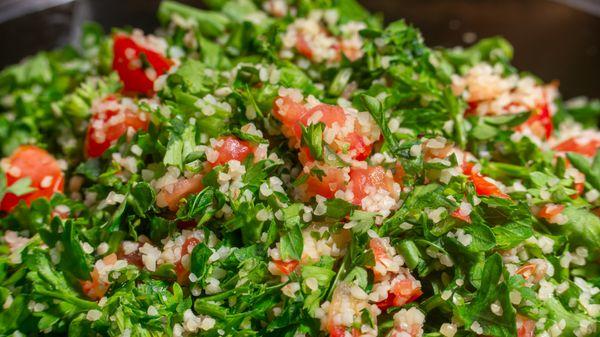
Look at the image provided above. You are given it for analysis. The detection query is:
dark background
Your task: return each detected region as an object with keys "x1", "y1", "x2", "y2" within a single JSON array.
[{"x1": 0, "y1": 0, "x2": 599, "y2": 98}]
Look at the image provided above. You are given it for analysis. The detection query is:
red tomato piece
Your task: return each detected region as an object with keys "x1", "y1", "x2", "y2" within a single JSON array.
[
  {"x1": 470, "y1": 173, "x2": 510, "y2": 199},
  {"x1": 303, "y1": 166, "x2": 347, "y2": 199},
  {"x1": 571, "y1": 182, "x2": 585, "y2": 199},
  {"x1": 392, "y1": 279, "x2": 423, "y2": 306},
  {"x1": 347, "y1": 132, "x2": 371, "y2": 161},
  {"x1": 517, "y1": 316, "x2": 536, "y2": 337},
  {"x1": 377, "y1": 279, "x2": 423, "y2": 310},
  {"x1": 273, "y1": 95, "x2": 309, "y2": 139},
  {"x1": 370, "y1": 237, "x2": 389, "y2": 261},
  {"x1": 156, "y1": 174, "x2": 204, "y2": 211},
  {"x1": 81, "y1": 253, "x2": 117, "y2": 300},
  {"x1": 538, "y1": 204, "x2": 565, "y2": 220},
  {"x1": 464, "y1": 101, "x2": 480, "y2": 116},
  {"x1": 304, "y1": 104, "x2": 346, "y2": 127},
  {"x1": 209, "y1": 136, "x2": 254, "y2": 167},
  {"x1": 296, "y1": 33, "x2": 314, "y2": 60},
  {"x1": 521, "y1": 103, "x2": 553, "y2": 140},
  {"x1": 181, "y1": 237, "x2": 201, "y2": 257},
  {"x1": 463, "y1": 163, "x2": 510, "y2": 199},
  {"x1": 451, "y1": 209, "x2": 472, "y2": 223},
  {"x1": 0, "y1": 145, "x2": 64, "y2": 212},
  {"x1": 554, "y1": 137, "x2": 600, "y2": 157},
  {"x1": 350, "y1": 166, "x2": 395, "y2": 205},
  {"x1": 273, "y1": 259, "x2": 299, "y2": 275},
  {"x1": 515, "y1": 264, "x2": 536, "y2": 280},
  {"x1": 112, "y1": 33, "x2": 173, "y2": 95},
  {"x1": 328, "y1": 324, "x2": 346, "y2": 337},
  {"x1": 85, "y1": 95, "x2": 149, "y2": 158}
]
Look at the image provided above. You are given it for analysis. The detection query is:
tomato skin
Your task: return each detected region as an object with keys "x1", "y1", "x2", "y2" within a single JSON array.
[
  {"x1": 81, "y1": 253, "x2": 118, "y2": 300},
  {"x1": 377, "y1": 280, "x2": 423, "y2": 311},
  {"x1": 210, "y1": 136, "x2": 254, "y2": 167},
  {"x1": 554, "y1": 137, "x2": 600, "y2": 157},
  {"x1": 0, "y1": 145, "x2": 64, "y2": 212},
  {"x1": 112, "y1": 33, "x2": 172, "y2": 95},
  {"x1": 465, "y1": 101, "x2": 479, "y2": 116},
  {"x1": 303, "y1": 166, "x2": 346, "y2": 199},
  {"x1": 515, "y1": 263, "x2": 537, "y2": 281},
  {"x1": 272, "y1": 259, "x2": 299, "y2": 275},
  {"x1": 350, "y1": 166, "x2": 394, "y2": 205},
  {"x1": 451, "y1": 209, "x2": 472, "y2": 223},
  {"x1": 273, "y1": 96, "x2": 309, "y2": 140},
  {"x1": 296, "y1": 33, "x2": 314, "y2": 60},
  {"x1": 85, "y1": 95, "x2": 149, "y2": 158},
  {"x1": 470, "y1": 173, "x2": 510, "y2": 199},
  {"x1": 328, "y1": 324, "x2": 346, "y2": 337},
  {"x1": 520, "y1": 103, "x2": 553, "y2": 140},
  {"x1": 463, "y1": 162, "x2": 510, "y2": 199},
  {"x1": 517, "y1": 316, "x2": 536, "y2": 337},
  {"x1": 538, "y1": 204, "x2": 565, "y2": 220},
  {"x1": 181, "y1": 237, "x2": 201, "y2": 257},
  {"x1": 156, "y1": 174, "x2": 204, "y2": 211},
  {"x1": 347, "y1": 132, "x2": 371, "y2": 161}
]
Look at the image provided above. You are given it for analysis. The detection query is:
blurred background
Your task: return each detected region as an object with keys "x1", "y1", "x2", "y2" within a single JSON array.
[{"x1": 0, "y1": 0, "x2": 598, "y2": 98}]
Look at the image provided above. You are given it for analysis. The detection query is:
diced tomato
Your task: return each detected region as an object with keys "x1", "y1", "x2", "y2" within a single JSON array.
[
  {"x1": 517, "y1": 316, "x2": 536, "y2": 337},
  {"x1": 296, "y1": 33, "x2": 313, "y2": 60},
  {"x1": 112, "y1": 33, "x2": 173, "y2": 95},
  {"x1": 156, "y1": 174, "x2": 204, "y2": 211},
  {"x1": 181, "y1": 237, "x2": 201, "y2": 257},
  {"x1": 394, "y1": 163, "x2": 406, "y2": 187},
  {"x1": 538, "y1": 204, "x2": 565, "y2": 220},
  {"x1": 347, "y1": 132, "x2": 371, "y2": 161},
  {"x1": 571, "y1": 182, "x2": 585, "y2": 199},
  {"x1": 120, "y1": 250, "x2": 144, "y2": 269},
  {"x1": 369, "y1": 237, "x2": 397, "y2": 278},
  {"x1": 451, "y1": 209, "x2": 472, "y2": 223},
  {"x1": 304, "y1": 104, "x2": 346, "y2": 127},
  {"x1": 303, "y1": 166, "x2": 346, "y2": 199},
  {"x1": 81, "y1": 269, "x2": 109, "y2": 300},
  {"x1": 554, "y1": 137, "x2": 600, "y2": 157},
  {"x1": 85, "y1": 95, "x2": 149, "y2": 158},
  {"x1": 369, "y1": 237, "x2": 396, "y2": 280},
  {"x1": 272, "y1": 259, "x2": 299, "y2": 275},
  {"x1": 377, "y1": 278, "x2": 423, "y2": 310},
  {"x1": 520, "y1": 103, "x2": 553, "y2": 140},
  {"x1": 328, "y1": 324, "x2": 346, "y2": 337},
  {"x1": 462, "y1": 162, "x2": 476, "y2": 175},
  {"x1": 81, "y1": 253, "x2": 117, "y2": 300},
  {"x1": 370, "y1": 237, "x2": 389, "y2": 261},
  {"x1": 350, "y1": 166, "x2": 395, "y2": 205},
  {"x1": 515, "y1": 264, "x2": 537, "y2": 280},
  {"x1": 0, "y1": 145, "x2": 64, "y2": 212},
  {"x1": 469, "y1": 173, "x2": 510, "y2": 199},
  {"x1": 209, "y1": 136, "x2": 254, "y2": 167},
  {"x1": 463, "y1": 162, "x2": 510, "y2": 199},
  {"x1": 465, "y1": 101, "x2": 480, "y2": 116},
  {"x1": 393, "y1": 279, "x2": 423, "y2": 305},
  {"x1": 273, "y1": 95, "x2": 309, "y2": 138},
  {"x1": 376, "y1": 292, "x2": 396, "y2": 310},
  {"x1": 175, "y1": 262, "x2": 189, "y2": 284}
]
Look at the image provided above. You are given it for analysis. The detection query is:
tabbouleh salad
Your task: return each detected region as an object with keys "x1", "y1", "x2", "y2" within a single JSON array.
[{"x1": 0, "y1": 1, "x2": 599, "y2": 336}]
